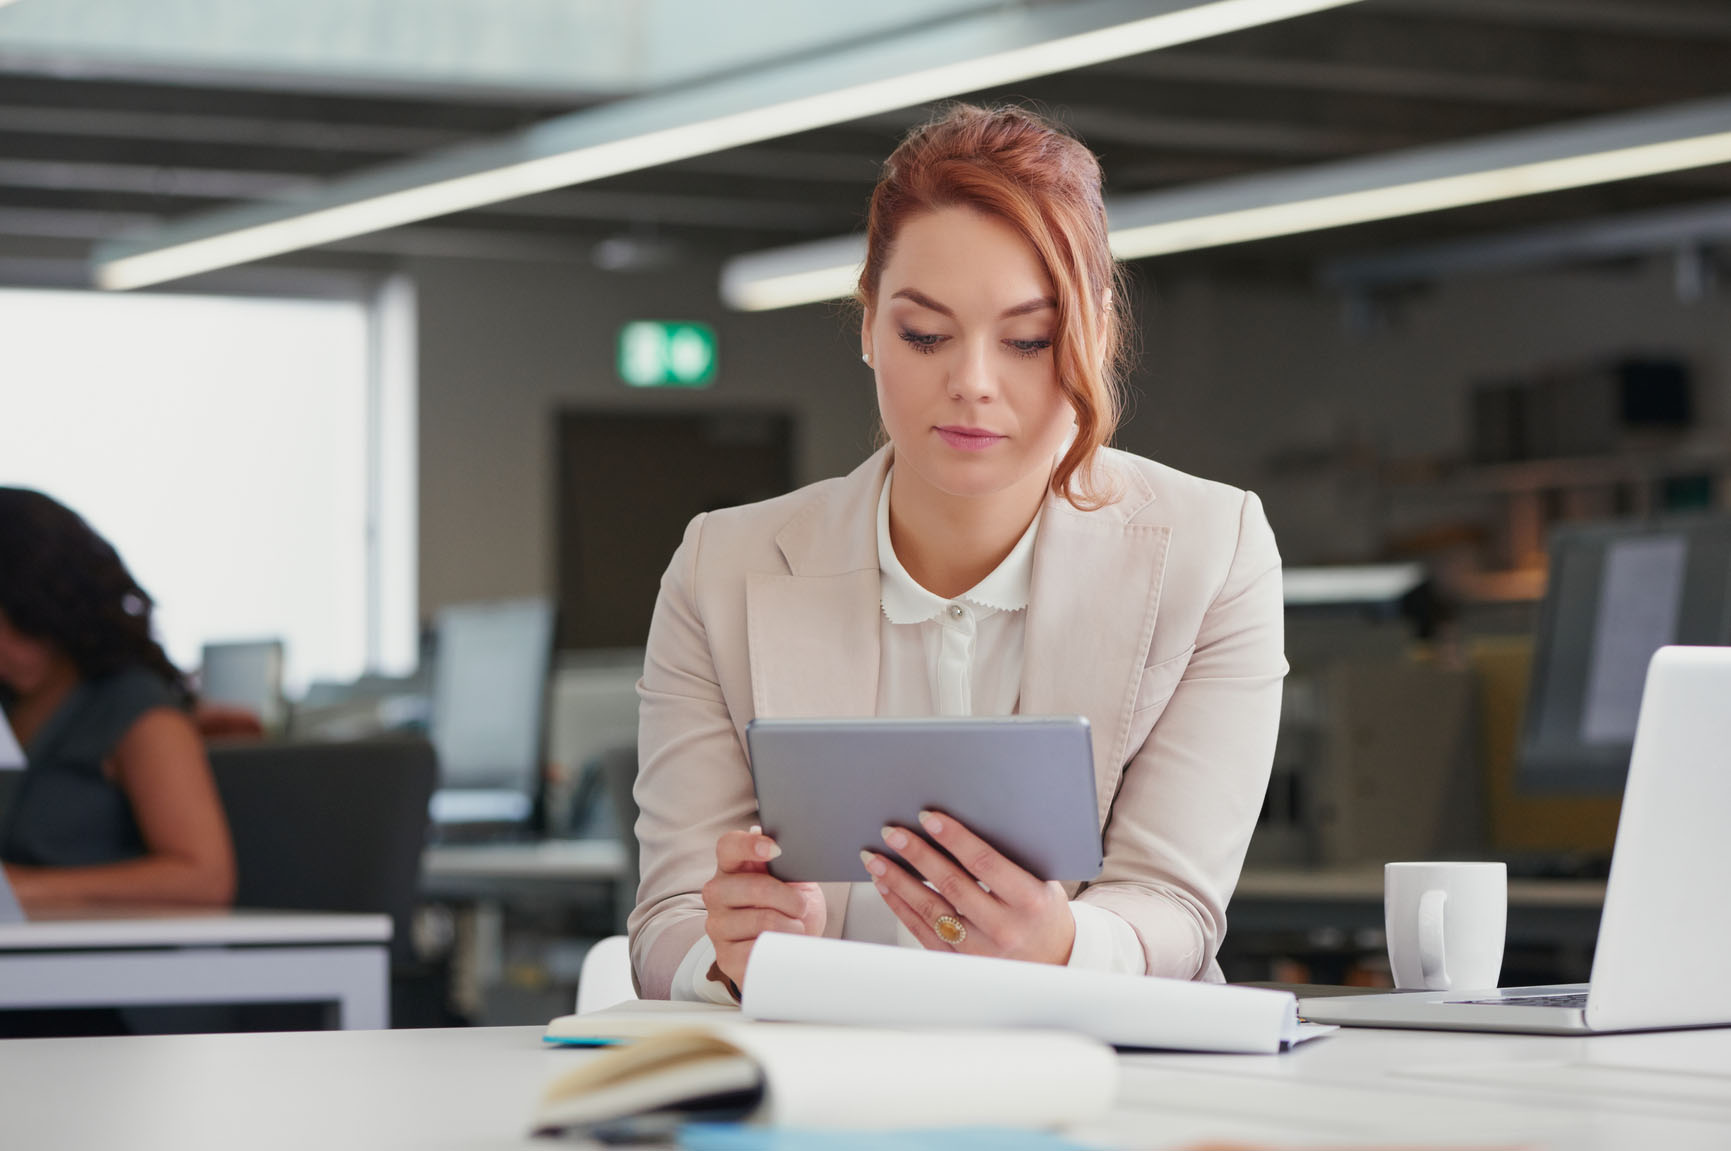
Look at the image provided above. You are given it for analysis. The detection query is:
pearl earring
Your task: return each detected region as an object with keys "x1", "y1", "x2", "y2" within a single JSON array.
[{"x1": 861, "y1": 352, "x2": 872, "y2": 366}]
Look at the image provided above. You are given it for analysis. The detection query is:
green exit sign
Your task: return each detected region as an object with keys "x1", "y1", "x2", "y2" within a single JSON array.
[{"x1": 617, "y1": 321, "x2": 718, "y2": 388}]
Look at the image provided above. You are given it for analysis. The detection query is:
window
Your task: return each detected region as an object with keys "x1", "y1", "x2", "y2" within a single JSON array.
[{"x1": 0, "y1": 283, "x2": 416, "y2": 694}]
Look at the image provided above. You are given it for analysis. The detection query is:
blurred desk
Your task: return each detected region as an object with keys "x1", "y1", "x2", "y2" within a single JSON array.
[
  {"x1": 8, "y1": 1020, "x2": 1731, "y2": 1149},
  {"x1": 0, "y1": 909, "x2": 390, "y2": 1029},
  {"x1": 420, "y1": 841, "x2": 629, "y2": 1021},
  {"x1": 420, "y1": 839, "x2": 626, "y2": 897},
  {"x1": 1228, "y1": 866, "x2": 1607, "y2": 983},
  {"x1": 1234, "y1": 865, "x2": 1604, "y2": 932}
]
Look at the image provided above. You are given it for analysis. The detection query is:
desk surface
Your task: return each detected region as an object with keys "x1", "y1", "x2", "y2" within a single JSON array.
[
  {"x1": 0, "y1": 908, "x2": 391, "y2": 950},
  {"x1": 4, "y1": 1021, "x2": 1731, "y2": 1149}
]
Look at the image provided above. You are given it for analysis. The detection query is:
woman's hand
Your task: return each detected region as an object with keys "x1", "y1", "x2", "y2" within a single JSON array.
[
  {"x1": 703, "y1": 826, "x2": 826, "y2": 992},
  {"x1": 862, "y1": 810, "x2": 1075, "y2": 965}
]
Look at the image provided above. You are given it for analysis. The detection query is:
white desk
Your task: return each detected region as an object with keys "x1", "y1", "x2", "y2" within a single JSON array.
[
  {"x1": 421, "y1": 840, "x2": 626, "y2": 892},
  {"x1": 1228, "y1": 866, "x2": 1608, "y2": 981},
  {"x1": 420, "y1": 841, "x2": 629, "y2": 1018},
  {"x1": 0, "y1": 909, "x2": 391, "y2": 1030},
  {"x1": 4, "y1": 1022, "x2": 1731, "y2": 1149}
]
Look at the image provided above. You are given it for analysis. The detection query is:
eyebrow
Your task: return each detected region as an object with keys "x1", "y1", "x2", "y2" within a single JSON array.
[{"x1": 890, "y1": 288, "x2": 1055, "y2": 320}]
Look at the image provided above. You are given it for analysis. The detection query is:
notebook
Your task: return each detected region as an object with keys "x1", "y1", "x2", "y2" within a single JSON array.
[
  {"x1": 1300, "y1": 645, "x2": 1731, "y2": 1035},
  {"x1": 550, "y1": 933, "x2": 1333, "y2": 1054}
]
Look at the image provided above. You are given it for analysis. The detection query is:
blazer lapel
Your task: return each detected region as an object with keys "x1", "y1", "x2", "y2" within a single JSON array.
[
  {"x1": 745, "y1": 448, "x2": 892, "y2": 937},
  {"x1": 745, "y1": 570, "x2": 880, "y2": 716},
  {"x1": 1021, "y1": 460, "x2": 1171, "y2": 825}
]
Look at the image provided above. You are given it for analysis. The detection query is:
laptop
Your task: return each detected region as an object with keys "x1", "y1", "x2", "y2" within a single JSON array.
[{"x1": 1299, "y1": 645, "x2": 1731, "y2": 1035}]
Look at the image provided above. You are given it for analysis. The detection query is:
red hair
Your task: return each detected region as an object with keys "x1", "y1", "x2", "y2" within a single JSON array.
[{"x1": 857, "y1": 104, "x2": 1129, "y2": 508}]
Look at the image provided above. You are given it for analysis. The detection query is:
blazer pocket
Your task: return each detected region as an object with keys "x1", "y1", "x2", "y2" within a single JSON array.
[{"x1": 1132, "y1": 644, "x2": 1195, "y2": 716}]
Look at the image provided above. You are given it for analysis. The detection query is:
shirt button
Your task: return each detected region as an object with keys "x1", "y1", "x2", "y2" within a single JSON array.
[{"x1": 947, "y1": 604, "x2": 964, "y2": 619}]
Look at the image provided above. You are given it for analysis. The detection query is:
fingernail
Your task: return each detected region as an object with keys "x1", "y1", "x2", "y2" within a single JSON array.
[
  {"x1": 881, "y1": 826, "x2": 908, "y2": 850},
  {"x1": 918, "y1": 810, "x2": 943, "y2": 834},
  {"x1": 859, "y1": 850, "x2": 885, "y2": 876},
  {"x1": 874, "y1": 882, "x2": 889, "y2": 896},
  {"x1": 749, "y1": 824, "x2": 762, "y2": 835},
  {"x1": 756, "y1": 839, "x2": 781, "y2": 860}
]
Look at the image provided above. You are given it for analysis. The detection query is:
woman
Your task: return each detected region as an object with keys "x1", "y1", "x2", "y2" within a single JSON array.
[
  {"x1": 629, "y1": 105, "x2": 1284, "y2": 1001},
  {"x1": 0, "y1": 487, "x2": 235, "y2": 910}
]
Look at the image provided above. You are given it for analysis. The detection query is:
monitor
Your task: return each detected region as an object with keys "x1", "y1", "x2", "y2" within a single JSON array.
[
  {"x1": 1520, "y1": 516, "x2": 1731, "y2": 797},
  {"x1": 428, "y1": 598, "x2": 556, "y2": 827},
  {"x1": 199, "y1": 639, "x2": 287, "y2": 731}
]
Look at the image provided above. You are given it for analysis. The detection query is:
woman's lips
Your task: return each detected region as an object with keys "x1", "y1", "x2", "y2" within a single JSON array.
[{"x1": 935, "y1": 426, "x2": 1006, "y2": 451}]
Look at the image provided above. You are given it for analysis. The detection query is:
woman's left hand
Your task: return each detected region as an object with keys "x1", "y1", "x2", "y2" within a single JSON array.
[{"x1": 861, "y1": 810, "x2": 1075, "y2": 965}]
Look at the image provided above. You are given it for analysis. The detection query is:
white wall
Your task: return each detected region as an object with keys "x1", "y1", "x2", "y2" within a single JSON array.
[{"x1": 411, "y1": 253, "x2": 1731, "y2": 608}]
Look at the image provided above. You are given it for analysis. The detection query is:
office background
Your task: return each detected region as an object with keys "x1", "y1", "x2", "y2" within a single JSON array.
[{"x1": 2, "y1": 0, "x2": 1730, "y2": 1021}]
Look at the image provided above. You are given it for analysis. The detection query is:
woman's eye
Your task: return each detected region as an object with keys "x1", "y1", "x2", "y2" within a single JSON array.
[
  {"x1": 897, "y1": 328, "x2": 944, "y2": 355},
  {"x1": 1005, "y1": 339, "x2": 1052, "y2": 359}
]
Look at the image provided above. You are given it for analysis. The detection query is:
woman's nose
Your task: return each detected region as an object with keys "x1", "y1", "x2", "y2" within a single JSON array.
[{"x1": 947, "y1": 339, "x2": 998, "y2": 403}]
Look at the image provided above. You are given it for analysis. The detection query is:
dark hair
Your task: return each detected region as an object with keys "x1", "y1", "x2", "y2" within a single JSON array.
[
  {"x1": 857, "y1": 104, "x2": 1130, "y2": 509},
  {"x1": 0, "y1": 488, "x2": 191, "y2": 706}
]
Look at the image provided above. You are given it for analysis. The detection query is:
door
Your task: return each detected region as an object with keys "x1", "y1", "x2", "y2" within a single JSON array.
[{"x1": 556, "y1": 410, "x2": 795, "y2": 649}]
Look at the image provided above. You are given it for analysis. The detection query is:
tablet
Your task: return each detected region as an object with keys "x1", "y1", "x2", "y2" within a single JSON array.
[{"x1": 744, "y1": 716, "x2": 1102, "y2": 883}]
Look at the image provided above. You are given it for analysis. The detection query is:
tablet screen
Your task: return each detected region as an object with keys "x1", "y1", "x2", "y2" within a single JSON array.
[{"x1": 745, "y1": 716, "x2": 1101, "y2": 883}]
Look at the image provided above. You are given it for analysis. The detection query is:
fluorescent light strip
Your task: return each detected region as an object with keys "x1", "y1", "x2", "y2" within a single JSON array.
[
  {"x1": 720, "y1": 234, "x2": 869, "y2": 312},
  {"x1": 722, "y1": 96, "x2": 1731, "y2": 310},
  {"x1": 94, "y1": 0, "x2": 1361, "y2": 290},
  {"x1": 1109, "y1": 131, "x2": 1731, "y2": 260}
]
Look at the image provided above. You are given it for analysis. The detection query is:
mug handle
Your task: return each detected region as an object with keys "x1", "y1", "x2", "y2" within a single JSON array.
[{"x1": 1418, "y1": 888, "x2": 1450, "y2": 991}]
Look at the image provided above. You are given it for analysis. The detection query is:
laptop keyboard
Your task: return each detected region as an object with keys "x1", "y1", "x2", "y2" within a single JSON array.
[{"x1": 1449, "y1": 992, "x2": 1589, "y2": 1009}]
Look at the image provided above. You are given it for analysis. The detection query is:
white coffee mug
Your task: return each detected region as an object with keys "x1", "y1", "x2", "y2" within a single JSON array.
[{"x1": 1385, "y1": 861, "x2": 1506, "y2": 991}]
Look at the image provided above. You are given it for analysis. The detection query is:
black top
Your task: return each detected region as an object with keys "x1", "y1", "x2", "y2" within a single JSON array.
[{"x1": 0, "y1": 667, "x2": 179, "y2": 867}]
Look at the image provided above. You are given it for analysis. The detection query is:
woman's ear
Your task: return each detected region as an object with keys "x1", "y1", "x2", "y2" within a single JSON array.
[{"x1": 860, "y1": 306, "x2": 875, "y2": 366}]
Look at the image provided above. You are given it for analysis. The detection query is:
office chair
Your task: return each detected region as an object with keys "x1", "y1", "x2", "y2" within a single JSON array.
[
  {"x1": 208, "y1": 737, "x2": 436, "y2": 967},
  {"x1": 575, "y1": 935, "x2": 638, "y2": 1014}
]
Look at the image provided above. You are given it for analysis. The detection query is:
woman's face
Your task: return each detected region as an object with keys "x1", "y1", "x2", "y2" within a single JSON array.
[
  {"x1": 863, "y1": 206, "x2": 1074, "y2": 506},
  {"x1": 0, "y1": 606, "x2": 55, "y2": 694}
]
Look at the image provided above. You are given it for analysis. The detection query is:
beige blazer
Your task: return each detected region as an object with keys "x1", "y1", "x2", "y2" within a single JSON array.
[{"x1": 628, "y1": 445, "x2": 1286, "y2": 998}]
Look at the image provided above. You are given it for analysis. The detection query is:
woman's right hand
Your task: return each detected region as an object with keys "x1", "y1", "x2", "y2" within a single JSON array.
[{"x1": 702, "y1": 826, "x2": 825, "y2": 992}]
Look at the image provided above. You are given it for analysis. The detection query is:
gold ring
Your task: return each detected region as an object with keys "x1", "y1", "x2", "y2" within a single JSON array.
[{"x1": 934, "y1": 914, "x2": 967, "y2": 946}]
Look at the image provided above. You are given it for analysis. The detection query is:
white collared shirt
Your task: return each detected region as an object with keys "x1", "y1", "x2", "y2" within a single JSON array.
[{"x1": 671, "y1": 469, "x2": 1142, "y2": 1001}]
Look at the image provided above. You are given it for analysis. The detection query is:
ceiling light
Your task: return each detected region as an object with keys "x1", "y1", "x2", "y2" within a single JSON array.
[
  {"x1": 720, "y1": 235, "x2": 868, "y2": 311},
  {"x1": 720, "y1": 94, "x2": 1731, "y2": 310},
  {"x1": 93, "y1": 0, "x2": 1362, "y2": 290},
  {"x1": 1108, "y1": 99, "x2": 1731, "y2": 261}
]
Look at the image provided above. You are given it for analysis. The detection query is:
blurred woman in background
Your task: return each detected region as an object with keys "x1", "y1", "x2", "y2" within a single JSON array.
[{"x1": 0, "y1": 487, "x2": 234, "y2": 910}]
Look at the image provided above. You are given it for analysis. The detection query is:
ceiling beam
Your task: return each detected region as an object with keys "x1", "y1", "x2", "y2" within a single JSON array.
[
  {"x1": 720, "y1": 94, "x2": 1731, "y2": 309},
  {"x1": 90, "y1": 0, "x2": 1365, "y2": 290},
  {"x1": 1321, "y1": 196, "x2": 1731, "y2": 288},
  {"x1": 0, "y1": 156, "x2": 845, "y2": 232},
  {"x1": 1206, "y1": 8, "x2": 1731, "y2": 97},
  {"x1": 1096, "y1": 50, "x2": 1621, "y2": 110},
  {"x1": 1061, "y1": 104, "x2": 1404, "y2": 159},
  {"x1": 0, "y1": 157, "x2": 307, "y2": 200},
  {"x1": 1379, "y1": 0, "x2": 1731, "y2": 39},
  {"x1": 0, "y1": 103, "x2": 466, "y2": 154}
]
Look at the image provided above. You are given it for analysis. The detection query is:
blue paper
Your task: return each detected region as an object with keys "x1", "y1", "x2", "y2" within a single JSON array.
[{"x1": 678, "y1": 1125, "x2": 1100, "y2": 1151}]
